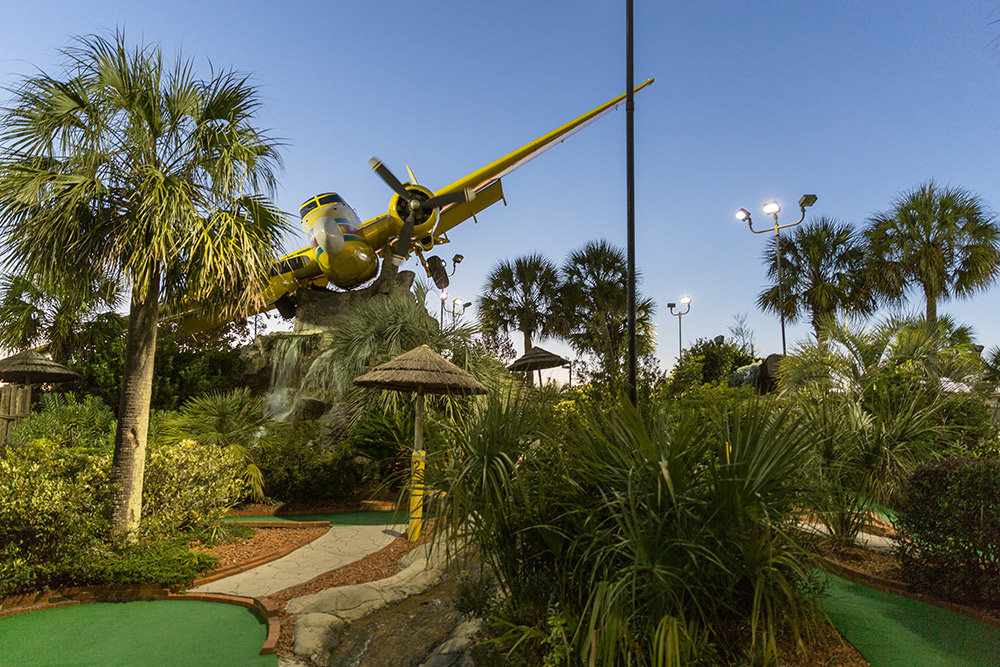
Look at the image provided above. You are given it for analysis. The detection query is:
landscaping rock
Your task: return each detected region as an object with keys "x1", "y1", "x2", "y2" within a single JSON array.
[{"x1": 287, "y1": 539, "x2": 451, "y2": 661}]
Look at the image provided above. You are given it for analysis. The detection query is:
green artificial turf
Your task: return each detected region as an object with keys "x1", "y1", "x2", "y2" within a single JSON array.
[
  {"x1": 822, "y1": 573, "x2": 1000, "y2": 666},
  {"x1": 0, "y1": 600, "x2": 277, "y2": 666},
  {"x1": 223, "y1": 509, "x2": 411, "y2": 525}
]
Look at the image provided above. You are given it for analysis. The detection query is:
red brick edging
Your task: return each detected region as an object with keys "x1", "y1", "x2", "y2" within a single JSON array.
[
  {"x1": 816, "y1": 555, "x2": 1000, "y2": 629},
  {"x1": 0, "y1": 585, "x2": 281, "y2": 655}
]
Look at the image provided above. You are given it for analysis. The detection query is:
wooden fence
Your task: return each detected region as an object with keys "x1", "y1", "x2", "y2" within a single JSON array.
[{"x1": 0, "y1": 385, "x2": 31, "y2": 453}]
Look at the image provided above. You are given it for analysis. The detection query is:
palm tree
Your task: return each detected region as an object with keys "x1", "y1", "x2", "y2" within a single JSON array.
[
  {"x1": 0, "y1": 33, "x2": 289, "y2": 537},
  {"x1": 477, "y1": 253, "x2": 561, "y2": 352},
  {"x1": 866, "y1": 181, "x2": 1000, "y2": 336},
  {"x1": 757, "y1": 217, "x2": 874, "y2": 342},
  {"x1": 0, "y1": 273, "x2": 125, "y2": 363},
  {"x1": 556, "y1": 240, "x2": 656, "y2": 379}
]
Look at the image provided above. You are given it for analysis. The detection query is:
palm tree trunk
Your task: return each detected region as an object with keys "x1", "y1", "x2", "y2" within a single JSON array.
[
  {"x1": 924, "y1": 283, "x2": 938, "y2": 338},
  {"x1": 522, "y1": 331, "x2": 533, "y2": 387},
  {"x1": 110, "y1": 272, "x2": 161, "y2": 538}
]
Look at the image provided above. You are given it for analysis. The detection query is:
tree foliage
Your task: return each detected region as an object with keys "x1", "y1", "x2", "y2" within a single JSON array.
[
  {"x1": 757, "y1": 217, "x2": 874, "y2": 340},
  {"x1": 865, "y1": 181, "x2": 1000, "y2": 335},
  {"x1": 0, "y1": 32, "x2": 290, "y2": 536}
]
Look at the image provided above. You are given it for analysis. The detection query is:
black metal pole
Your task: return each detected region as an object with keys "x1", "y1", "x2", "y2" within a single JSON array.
[
  {"x1": 625, "y1": 0, "x2": 637, "y2": 405},
  {"x1": 773, "y1": 222, "x2": 786, "y2": 355}
]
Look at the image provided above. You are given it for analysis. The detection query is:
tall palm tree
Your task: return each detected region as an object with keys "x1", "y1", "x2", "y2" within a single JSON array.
[
  {"x1": 556, "y1": 240, "x2": 656, "y2": 378},
  {"x1": 0, "y1": 273, "x2": 125, "y2": 363},
  {"x1": 757, "y1": 217, "x2": 874, "y2": 342},
  {"x1": 478, "y1": 253, "x2": 561, "y2": 352},
  {"x1": 865, "y1": 181, "x2": 1000, "y2": 336},
  {"x1": 0, "y1": 33, "x2": 289, "y2": 537}
]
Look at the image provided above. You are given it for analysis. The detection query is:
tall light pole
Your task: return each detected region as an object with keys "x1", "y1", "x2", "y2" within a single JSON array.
[
  {"x1": 668, "y1": 296, "x2": 691, "y2": 359},
  {"x1": 735, "y1": 194, "x2": 817, "y2": 355}
]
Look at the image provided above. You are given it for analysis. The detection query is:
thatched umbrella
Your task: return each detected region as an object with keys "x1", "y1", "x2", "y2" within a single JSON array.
[
  {"x1": 0, "y1": 349, "x2": 81, "y2": 386},
  {"x1": 354, "y1": 344, "x2": 486, "y2": 541},
  {"x1": 0, "y1": 350, "x2": 81, "y2": 450},
  {"x1": 508, "y1": 345, "x2": 571, "y2": 386}
]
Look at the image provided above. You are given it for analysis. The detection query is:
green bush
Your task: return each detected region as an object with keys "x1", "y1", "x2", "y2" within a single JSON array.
[
  {"x1": 895, "y1": 457, "x2": 1000, "y2": 607},
  {"x1": 256, "y1": 422, "x2": 373, "y2": 501},
  {"x1": 0, "y1": 457, "x2": 106, "y2": 597},
  {"x1": 141, "y1": 440, "x2": 246, "y2": 538}
]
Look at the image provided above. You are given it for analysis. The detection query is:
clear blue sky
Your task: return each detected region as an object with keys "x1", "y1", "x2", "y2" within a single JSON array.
[{"x1": 3, "y1": 1, "x2": 1000, "y2": 372}]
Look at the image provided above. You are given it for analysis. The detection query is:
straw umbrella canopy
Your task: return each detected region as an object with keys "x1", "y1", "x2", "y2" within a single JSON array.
[
  {"x1": 353, "y1": 344, "x2": 487, "y2": 396},
  {"x1": 0, "y1": 350, "x2": 80, "y2": 385},
  {"x1": 508, "y1": 345, "x2": 571, "y2": 386},
  {"x1": 354, "y1": 344, "x2": 486, "y2": 541}
]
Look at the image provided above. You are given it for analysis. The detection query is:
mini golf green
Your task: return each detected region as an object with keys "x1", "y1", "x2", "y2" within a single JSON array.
[
  {"x1": 223, "y1": 508, "x2": 411, "y2": 525},
  {"x1": 0, "y1": 600, "x2": 277, "y2": 666},
  {"x1": 822, "y1": 573, "x2": 1000, "y2": 666}
]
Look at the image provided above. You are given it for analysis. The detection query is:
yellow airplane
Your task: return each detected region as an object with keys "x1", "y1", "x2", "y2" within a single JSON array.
[{"x1": 178, "y1": 79, "x2": 654, "y2": 330}]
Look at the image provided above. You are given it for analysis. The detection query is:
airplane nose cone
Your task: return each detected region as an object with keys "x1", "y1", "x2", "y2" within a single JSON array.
[{"x1": 312, "y1": 215, "x2": 345, "y2": 256}]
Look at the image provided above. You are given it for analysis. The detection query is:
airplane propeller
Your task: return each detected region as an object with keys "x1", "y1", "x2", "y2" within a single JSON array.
[{"x1": 369, "y1": 157, "x2": 474, "y2": 265}]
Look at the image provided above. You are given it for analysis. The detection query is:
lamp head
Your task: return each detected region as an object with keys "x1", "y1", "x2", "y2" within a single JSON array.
[
  {"x1": 762, "y1": 201, "x2": 781, "y2": 216},
  {"x1": 680, "y1": 295, "x2": 691, "y2": 306},
  {"x1": 452, "y1": 254, "x2": 464, "y2": 265},
  {"x1": 667, "y1": 302, "x2": 676, "y2": 309},
  {"x1": 735, "y1": 208, "x2": 751, "y2": 222},
  {"x1": 798, "y1": 194, "x2": 817, "y2": 208},
  {"x1": 463, "y1": 302, "x2": 472, "y2": 308},
  {"x1": 440, "y1": 291, "x2": 448, "y2": 301},
  {"x1": 453, "y1": 297, "x2": 463, "y2": 306}
]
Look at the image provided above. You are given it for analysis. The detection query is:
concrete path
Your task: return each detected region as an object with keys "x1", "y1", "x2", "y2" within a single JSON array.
[
  {"x1": 796, "y1": 520, "x2": 895, "y2": 552},
  {"x1": 190, "y1": 524, "x2": 404, "y2": 598}
]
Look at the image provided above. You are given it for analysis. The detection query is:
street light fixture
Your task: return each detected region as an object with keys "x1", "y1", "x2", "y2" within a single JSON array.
[
  {"x1": 668, "y1": 296, "x2": 692, "y2": 359},
  {"x1": 443, "y1": 297, "x2": 473, "y2": 326},
  {"x1": 439, "y1": 290, "x2": 448, "y2": 327},
  {"x1": 733, "y1": 193, "x2": 817, "y2": 355}
]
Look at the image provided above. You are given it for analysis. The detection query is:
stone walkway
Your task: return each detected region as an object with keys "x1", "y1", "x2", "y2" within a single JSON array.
[{"x1": 190, "y1": 524, "x2": 403, "y2": 598}]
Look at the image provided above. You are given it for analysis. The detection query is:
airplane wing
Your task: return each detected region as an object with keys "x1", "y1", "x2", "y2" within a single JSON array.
[{"x1": 432, "y1": 78, "x2": 654, "y2": 237}]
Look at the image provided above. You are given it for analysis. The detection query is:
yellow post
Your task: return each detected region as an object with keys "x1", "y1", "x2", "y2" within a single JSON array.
[
  {"x1": 408, "y1": 448, "x2": 426, "y2": 541},
  {"x1": 408, "y1": 391, "x2": 426, "y2": 542}
]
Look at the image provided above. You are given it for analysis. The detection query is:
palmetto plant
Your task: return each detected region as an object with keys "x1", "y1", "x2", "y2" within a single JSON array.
[
  {"x1": 0, "y1": 33, "x2": 290, "y2": 536},
  {"x1": 160, "y1": 388, "x2": 274, "y2": 502},
  {"x1": 435, "y1": 391, "x2": 822, "y2": 665}
]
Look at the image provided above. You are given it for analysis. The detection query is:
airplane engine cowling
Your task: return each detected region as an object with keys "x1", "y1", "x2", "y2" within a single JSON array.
[{"x1": 388, "y1": 184, "x2": 439, "y2": 237}]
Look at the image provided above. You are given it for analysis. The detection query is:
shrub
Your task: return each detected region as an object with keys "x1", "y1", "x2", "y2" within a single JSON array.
[
  {"x1": 255, "y1": 421, "x2": 374, "y2": 501},
  {"x1": 0, "y1": 457, "x2": 106, "y2": 597},
  {"x1": 141, "y1": 440, "x2": 245, "y2": 538},
  {"x1": 894, "y1": 457, "x2": 1000, "y2": 607}
]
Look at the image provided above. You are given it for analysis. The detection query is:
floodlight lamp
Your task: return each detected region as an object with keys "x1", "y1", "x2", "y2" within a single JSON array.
[
  {"x1": 762, "y1": 201, "x2": 781, "y2": 216},
  {"x1": 667, "y1": 302, "x2": 676, "y2": 309},
  {"x1": 798, "y1": 194, "x2": 817, "y2": 208},
  {"x1": 680, "y1": 295, "x2": 691, "y2": 305},
  {"x1": 452, "y1": 254, "x2": 464, "y2": 265},
  {"x1": 735, "y1": 208, "x2": 750, "y2": 222},
  {"x1": 463, "y1": 302, "x2": 472, "y2": 308},
  {"x1": 454, "y1": 297, "x2": 463, "y2": 306}
]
